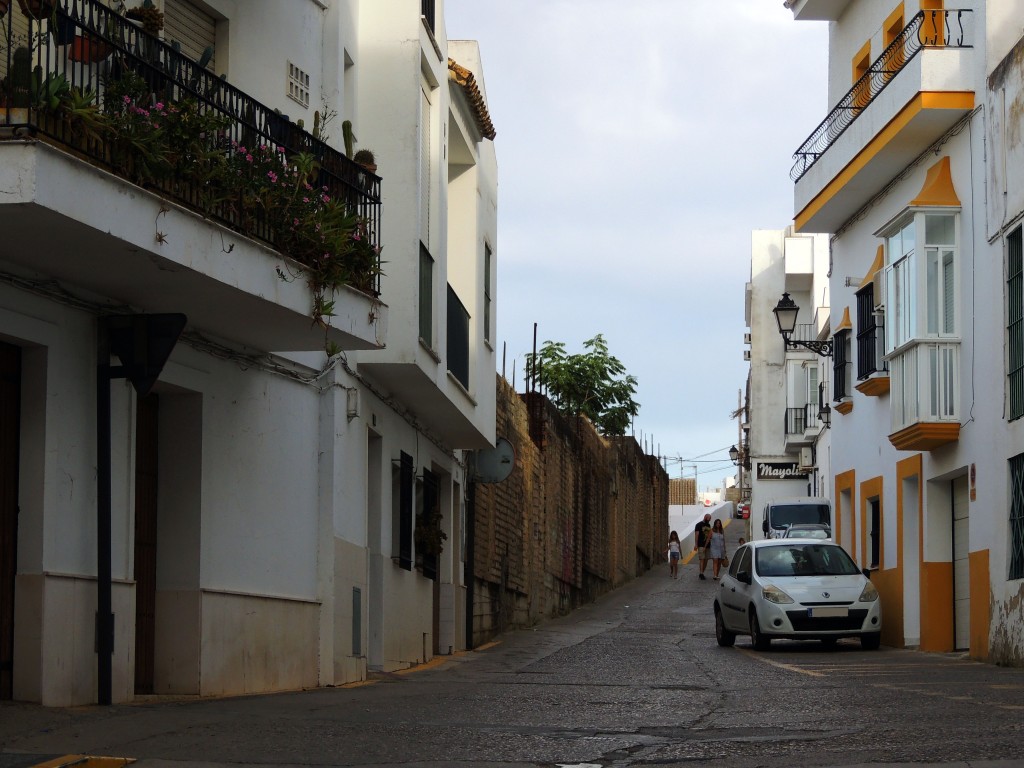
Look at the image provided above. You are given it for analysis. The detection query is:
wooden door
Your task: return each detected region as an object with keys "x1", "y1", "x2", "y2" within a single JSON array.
[
  {"x1": 134, "y1": 394, "x2": 159, "y2": 694},
  {"x1": 0, "y1": 342, "x2": 21, "y2": 701}
]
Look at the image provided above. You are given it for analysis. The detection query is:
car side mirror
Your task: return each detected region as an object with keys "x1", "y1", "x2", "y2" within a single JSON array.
[
  {"x1": 737, "y1": 570, "x2": 752, "y2": 585},
  {"x1": 761, "y1": 520, "x2": 769, "y2": 534},
  {"x1": 862, "y1": 568, "x2": 872, "y2": 579}
]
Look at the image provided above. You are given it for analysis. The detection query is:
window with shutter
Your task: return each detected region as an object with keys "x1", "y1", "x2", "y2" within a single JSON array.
[{"x1": 164, "y1": 0, "x2": 217, "y2": 73}]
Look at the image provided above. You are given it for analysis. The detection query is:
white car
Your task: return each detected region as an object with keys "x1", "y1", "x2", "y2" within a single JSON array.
[{"x1": 714, "y1": 539, "x2": 882, "y2": 650}]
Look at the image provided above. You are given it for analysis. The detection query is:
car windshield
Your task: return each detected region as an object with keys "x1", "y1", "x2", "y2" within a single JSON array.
[
  {"x1": 755, "y1": 544, "x2": 859, "y2": 577},
  {"x1": 785, "y1": 526, "x2": 830, "y2": 539},
  {"x1": 769, "y1": 503, "x2": 830, "y2": 528}
]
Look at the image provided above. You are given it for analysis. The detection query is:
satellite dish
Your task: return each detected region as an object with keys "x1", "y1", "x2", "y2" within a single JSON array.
[{"x1": 472, "y1": 437, "x2": 516, "y2": 483}]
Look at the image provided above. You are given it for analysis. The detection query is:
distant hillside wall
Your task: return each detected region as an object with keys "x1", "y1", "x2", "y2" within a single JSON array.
[{"x1": 470, "y1": 376, "x2": 668, "y2": 646}]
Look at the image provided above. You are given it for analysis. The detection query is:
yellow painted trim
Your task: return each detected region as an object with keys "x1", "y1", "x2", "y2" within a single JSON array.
[
  {"x1": 795, "y1": 91, "x2": 975, "y2": 232},
  {"x1": 888, "y1": 421, "x2": 960, "y2": 450},
  {"x1": 920, "y1": 561, "x2": 954, "y2": 651},
  {"x1": 852, "y1": 40, "x2": 872, "y2": 83},
  {"x1": 884, "y1": 4, "x2": 905, "y2": 48},
  {"x1": 835, "y1": 469, "x2": 856, "y2": 554},
  {"x1": 835, "y1": 400, "x2": 854, "y2": 415},
  {"x1": 910, "y1": 156, "x2": 961, "y2": 206},
  {"x1": 834, "y1": 306, "x2": 852, "y2": 332},
  {"x1": 860, "y1": 245, "x2": 885, "y2": 288},
  {"x1": 968, "y1": 549, "x2": 990, "y2": 660},
  {"x1": 855, "y1": 375, "x2": 891, "y2": 396}
]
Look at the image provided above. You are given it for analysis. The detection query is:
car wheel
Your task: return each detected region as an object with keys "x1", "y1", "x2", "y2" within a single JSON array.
[
  {"x1": 860, "y1": 632, "x2": 881, "y2": 650},
  {"x1": 715, "y1": 605, "x2": 736, "y2": 647},
  {"x1": 749, "y1": 608, "x2": 771, "y2": 650}
]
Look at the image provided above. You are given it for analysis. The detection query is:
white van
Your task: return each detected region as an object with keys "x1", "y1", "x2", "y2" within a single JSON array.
[{"x1": 761, "y1": 498, "x2": 832, "y2": 539}]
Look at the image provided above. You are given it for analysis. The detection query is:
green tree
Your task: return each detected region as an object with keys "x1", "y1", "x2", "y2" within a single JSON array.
[{"x1": 525, "y1": 334, "x2": 640, "y2": 436}]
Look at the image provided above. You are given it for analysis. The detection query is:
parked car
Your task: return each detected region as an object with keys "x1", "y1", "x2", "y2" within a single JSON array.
[
  {"x1": 713, "y1": 539, "x2": 881, "y2": 650},
  {"x1": 736, "y1": 503, "x2": 750, "y2": 520},
  {"x1": 782, "y1": 523, "x2": 831, "y2": 539}
]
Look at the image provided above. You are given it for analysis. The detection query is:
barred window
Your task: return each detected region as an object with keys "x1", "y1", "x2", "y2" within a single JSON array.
[
  {"x1": 833, "y1": 330, "x2": 851, "y2": 401},
  {"x1": 1011, "y1": 453, "x2": 1024, "y2": 581},
  {"x1": 1008, "y1": 227, "x2": 1023, "y2": 421},
  {"x1": 856, "y1": 283, "x2": 885, "y2": 380}
]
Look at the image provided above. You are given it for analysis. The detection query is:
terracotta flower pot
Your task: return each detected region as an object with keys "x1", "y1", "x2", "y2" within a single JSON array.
[{"x1": 69, "y1": 35, "x2": 113, "y2": 63}]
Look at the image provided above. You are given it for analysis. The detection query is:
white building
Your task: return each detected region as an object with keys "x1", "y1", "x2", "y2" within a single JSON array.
[
  {"x1": 0, "y1": 0, "x2": 496, "y2": 705},
  {"x1": 744, "y1": 229, "x2": 831, "y2": 539},
  {"x1": 787, "y1": 0, "x2": 1024, "y2": 661}
]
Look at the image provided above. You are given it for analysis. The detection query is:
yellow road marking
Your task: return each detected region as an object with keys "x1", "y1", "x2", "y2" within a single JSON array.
[
  {"x1": 736, "y1": 647, "x2": 825, "y2": 677},
  {"x1": 31, "y1": 757, "x2": 135, "y2": 768}
]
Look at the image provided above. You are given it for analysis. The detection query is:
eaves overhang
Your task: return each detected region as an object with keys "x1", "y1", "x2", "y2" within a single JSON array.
[{"x1": 785, "y1": 0, "x2": 852, "y2": 21}]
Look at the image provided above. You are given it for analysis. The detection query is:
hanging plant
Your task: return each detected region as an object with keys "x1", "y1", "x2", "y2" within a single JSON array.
[
  {"x1": 16, "y1": 0, "x2": 55, "y2": 20},
  {"x1": 414, "y1": 506, "x2": 447, "y2": 557}
]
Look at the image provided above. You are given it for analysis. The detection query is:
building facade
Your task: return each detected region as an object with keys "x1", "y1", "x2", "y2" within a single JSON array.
[
  {"x1": 0, "y1": 0, "x2": 497, "y2": 705},
  {"x1": 787, "y1": 0, "x2": 1024, "y2": 661},
  {"x1": 744, "y1": 229, "x2": 832, "y2": 540}
]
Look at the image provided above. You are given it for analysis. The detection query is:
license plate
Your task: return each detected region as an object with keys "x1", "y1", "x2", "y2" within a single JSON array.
[{"x1": 808, "y1": 606, "x2": 848, "y2": 618}]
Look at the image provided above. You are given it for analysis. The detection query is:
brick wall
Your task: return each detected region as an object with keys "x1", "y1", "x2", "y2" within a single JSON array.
[{"x1": 470, "y1": 376, "x2": 669, "y2": 646}]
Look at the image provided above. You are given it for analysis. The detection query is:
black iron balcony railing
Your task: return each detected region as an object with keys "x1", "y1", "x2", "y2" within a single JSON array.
[
  {"x1": 1, "y1": 0, "x2": 381, "y2": 293},
  {"x1": 784, "y1": 404, "x2": 819, "y2": 436},
  {"x1": 790, "y1": 9, "x2": 973, "y2": 182},
  {"x1": 421, "y1": 0, "x2": 436, "y2": 34}
]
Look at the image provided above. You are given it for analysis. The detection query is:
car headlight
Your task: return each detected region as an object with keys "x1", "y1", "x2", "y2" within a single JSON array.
[
  {"x1": 858, "y1": 581, "x2": 879, "y2": 602},
  {"x1": 762, "y1": 584, "x2": 795, "y2": 604}
]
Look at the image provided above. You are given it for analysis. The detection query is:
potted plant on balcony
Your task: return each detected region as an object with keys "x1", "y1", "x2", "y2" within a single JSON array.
[
  {"x1": 353, "y1": 148, "x2": 377, "y2": 175},
  {"x1": 125, "y1": 0, "x2": 163, "y2": 34},
  {"x1": 0, "y1": 46, "x2": 32, "y2": 126}
]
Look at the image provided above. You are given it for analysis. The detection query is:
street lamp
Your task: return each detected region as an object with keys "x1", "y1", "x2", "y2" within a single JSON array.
[
  {"x1": 818, "y1": 402, "x2": 832, "y2": 429},
  {"x1": 729, "y1": 445, "x2": 740, "y2": 464},
  {"x1": 773, "y1": 292, "x2": 833, "y2": 357}
]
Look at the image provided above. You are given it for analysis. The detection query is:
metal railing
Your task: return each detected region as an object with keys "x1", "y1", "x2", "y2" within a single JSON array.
[
  {"x1": 790, "y1": 9, "x2": 973, "y2": 182},
  {"x1": 784, "y1": 403, "x2": 820, "y2": 435},
  {"x1": 1, "y1": 0, "x2": 381, "y2": 291}
]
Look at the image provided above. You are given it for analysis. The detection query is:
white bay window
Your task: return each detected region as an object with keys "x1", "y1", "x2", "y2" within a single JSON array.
[{"x1": 881, "y1": 210, "x2": 960, "y2": 433}]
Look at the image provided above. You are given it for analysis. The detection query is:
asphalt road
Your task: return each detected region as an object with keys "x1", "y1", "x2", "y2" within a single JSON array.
[{"x1": 2, "y1": 518, "x2": 1023, "y2": 768}]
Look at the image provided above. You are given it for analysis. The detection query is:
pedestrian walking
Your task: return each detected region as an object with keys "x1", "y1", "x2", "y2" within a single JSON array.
[
  {"x1": 667, "y1": 530, "x2": 682, "y2": 578},
  {"x1": 694, "y1": 513, "x2": 712, "y2": 580},
  {"x1": 708, "y1": 519, "x2": 727, "y2": 580}
]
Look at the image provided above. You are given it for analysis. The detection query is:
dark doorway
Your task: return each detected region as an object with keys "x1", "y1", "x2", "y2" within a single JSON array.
[
  {"x1": 0, "y1": 342, "x2": 21, "y2": 701},
  {"x1": 134, "y1": 394, "x2": 159, "y2": 694}
]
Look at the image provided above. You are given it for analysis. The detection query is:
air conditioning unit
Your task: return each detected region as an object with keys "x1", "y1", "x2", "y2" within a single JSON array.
[
  {"x1": 743, "y1": 350, "x2": 751, "y2": 361},
  {"x1": 799, "y1": 447, "x2": 814, "y2": 469},
  {"x1": 743, "y1": 332, "x2": 752, "y2": 345}
]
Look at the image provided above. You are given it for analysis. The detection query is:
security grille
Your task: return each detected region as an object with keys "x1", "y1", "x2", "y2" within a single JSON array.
[
  {"x1": 1009, "y1": 227, "x2": 1023, "y2": 420},
  {"x1": 1010, "y1": 453, "x2": 1024, "y2": 581}
]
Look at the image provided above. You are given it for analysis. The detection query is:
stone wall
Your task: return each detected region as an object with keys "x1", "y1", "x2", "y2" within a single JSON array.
[{"x1": 470, "y1": 376, "x2": 668, "y2": 646}]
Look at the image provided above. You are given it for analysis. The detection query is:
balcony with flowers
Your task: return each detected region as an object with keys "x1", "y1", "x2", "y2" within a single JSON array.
[
  {"x1": 791, "y1": 9, "x2": 974, "y2": 234},
  {"x1": 0, "y1": 0, "x2": 385, "y2": 352}
]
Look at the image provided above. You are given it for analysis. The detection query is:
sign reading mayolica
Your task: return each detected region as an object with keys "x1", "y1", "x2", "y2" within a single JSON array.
[{"x1": 756, "y1": 462, "x2": 810, "y2": 480}]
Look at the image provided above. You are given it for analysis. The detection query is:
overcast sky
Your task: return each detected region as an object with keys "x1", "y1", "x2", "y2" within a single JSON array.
[{"x1": 445, "y1": 1, "x2": 829, "y2": 489}]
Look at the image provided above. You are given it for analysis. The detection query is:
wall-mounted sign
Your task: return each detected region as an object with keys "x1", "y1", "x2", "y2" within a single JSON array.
[{"x1": 756, "y1": 462, "x2": 810, "y2": 480}]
